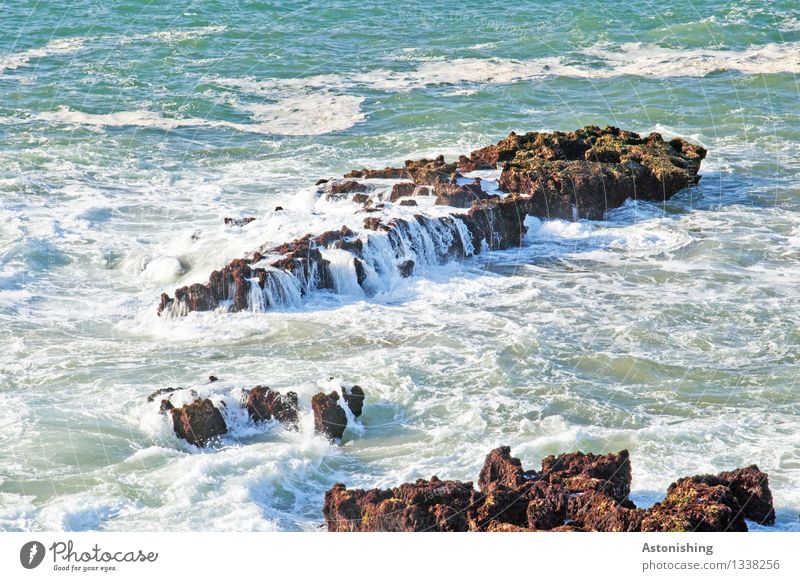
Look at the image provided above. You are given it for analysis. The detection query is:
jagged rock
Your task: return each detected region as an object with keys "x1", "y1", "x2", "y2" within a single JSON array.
[
  {"x1": 495, "y1": 126, "x2": 706, "y2": 220},
  {"x1": 363, "y1": 217, "x2": 388, "y2": 231},
  {"x1": 525, "y1": 481, "x2": 570, "y2": 530},
  {"x1": 169, "y1": 398, "x2": 227, "y2": 447},
  {"x1": 718, "y1": 465, "x2": 775, "y2": 525},
  {"x1": 323, "y1": 477, "x2": 474, "y2": 532},
  {"x1": 158, "y1": 126, "x2": 705, "y2": 316},
  {"x1": 312, "y1": 391, "x2": 348, "y2": 441},
  {"x1": 351, "y1": 193, "x2": 370, "y2": 205},
  {"x1": 478, "y1": 446, "x2": 529, "y2": 492},
  {"x1": 399, "y1": 199, "x2": 417, "y2": 206},
  {"x1": 567, "y1": 490, "x2": 644, "y2": 532},
  {"x1": 540, "y1": 449, "x2": 632, "y2": 503},
  {"x1": 640, "y1": 475, "x2": 748, "y2": 532},
  {"x1": 323, "y1": 447, "x2": 772, "y2": 533},
  {"x1": 345, "y1": 155, "x2": 459, "y2": 186},
  {"x1": 325, "y1": 180, "x2": 369, "y2": 200},
  {"x1": 224, "y1": 216, "x2": 256, "y2": 227},
  {"x1": 389, "y1": 182, "x2": 417, "y2": 202},
  {"x1": 244, "y1": 385, "x2": 299, "y2": 429},
  {"x1": 434, "y1": 178, "x2": 492, "y2": 208},
  {"x1": 342, "y1": 385, "x2": 365, "y2": 417}
]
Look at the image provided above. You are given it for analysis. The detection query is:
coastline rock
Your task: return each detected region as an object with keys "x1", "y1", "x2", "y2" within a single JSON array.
[
  {"x1": 341, "y1": 385, "x2": 365, "y2": 417},
  {"x1": 322, "y1": 447, "x2": 773, "y2": 532},
  {"x1": 478, "y1": 446, "x2": 529, "y2": 492},
  {"x1": 434, "y1": 178, "x2": 492, "y2": 208},
  {"x1": 540, "y1": 449, "x2": 631, "y2": 503},
  {"x1": 640, "y1": 475, "x2": 747, "y2": 532},
  {"x1": 718, "y1": 465, "x2": 775, "y2": 525},
  {"x1": 312, "y1": 391, "x2": 348, "y2": 441},
  {"x1": 158, "y1": 126, "x2": 705, "y2": 316},
  {"x1": 323, "y1": 477, "x2": 474, "y2": 532},
  {"x1": 389, "y1": 182, "x2": 417, "y2": 202},
  {"x1": 169, "y1": 398, "x2": 227, "y2": 447},
  {"x1": 244, "y1": 385, "x2": 299, "y2": 429}
]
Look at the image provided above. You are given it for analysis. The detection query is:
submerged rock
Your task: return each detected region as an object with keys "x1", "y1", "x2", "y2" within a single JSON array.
[
  {"x1": 158, "y1": 126, "x2": 705, "y2": 316},
  {"x1": 322, "y1": 447, "x2": 774, "y2": 532},
  {"x1": 169, "y1": 398, "x2": 227, "y2": 447},
  {"x1": 224, "y1": 216, "x2": 256, "y2": 227},
  {"x1": 312, "y1": 391, "x2": 348, "y2": 441}
]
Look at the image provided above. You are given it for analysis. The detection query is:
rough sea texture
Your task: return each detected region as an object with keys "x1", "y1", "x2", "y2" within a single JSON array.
[{"x1": 1, "y1": 1, "x2": 799, "y2": 531}]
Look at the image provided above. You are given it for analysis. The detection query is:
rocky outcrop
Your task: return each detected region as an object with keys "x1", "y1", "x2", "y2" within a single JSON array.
[
  {"x1": 168, "y1": 399, "x2": 227, "y2": 447},
  {"x1": 640, "y1": 475, "x2": 747, "y2": 532},
  {"x1": 158, "y1": 126, "x2": 705, "y2": 316},
  {"x1": 718, "y1": 465, "x2": 775, "y2": 525},
  {"x1": 153, "y1": 381, "x2": 365, "y2": 447},
  {"x1": 341, "y1": 385, "x2": 365, "y2": 417},
  {"x1": 323, "y1": 447, "x2": 774, "y2": 532},
  {"x1": 244, "y1": 386, "x2": 299, "y2": 429},
  {"x1": 324, "y1": 477, "x2": 475, "y2": 532},
  {"x1": 312, "y1": 392, "x2": 348, "y2": 441}
]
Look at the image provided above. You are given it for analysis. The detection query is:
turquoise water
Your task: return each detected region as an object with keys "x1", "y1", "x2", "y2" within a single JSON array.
[{"x1": 1, "y1": 1, "x2": 799, "y2": 531}]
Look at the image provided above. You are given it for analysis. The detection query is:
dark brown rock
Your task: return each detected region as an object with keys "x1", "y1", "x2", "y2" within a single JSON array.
[
  {"x1": 478, "y1": 446, "x2": 529, "y2": 492},
  {"x1": 399, "y1": 199, "x2": 417, "y2": 207},
  {"x1": 434, "y1": 179, "x2": 492, "y2": 208},
  {"x1": 567, "y1": 490, "x2": 644, "y2": 532},
  {"x1": 158, "y1": 126, "x2": 705, "y2": 317},
  {"x1": 718, "y1": 466, "x2": 775, "y2": 525},
  {"x1": 397, "y1": 259, "x2": 414, "y2": 278},
  {"x1": 540, "y1": 449, "x2": 632, "y2": 503},
  {"x1": 342, "y1": 385, "x2": 365, "y2": 417},
  {"x1": 324, "y1": 477, "x2": 474, "y2": 532},
  {"x1": 640, "y1": 475, "x2": 748, "y2": 532},
  {"x1": 390, "y1": 182, "x2": 417, "y2": 202},
  {"x1": 244, "y1": 385, "x2": 299, "y2": 429},
  {"x1": 312, "y1": 391, "x2": 348, "y2": 441},
  {"x1": 169, "y1": 398, "x2": 227, "y2": 447}
]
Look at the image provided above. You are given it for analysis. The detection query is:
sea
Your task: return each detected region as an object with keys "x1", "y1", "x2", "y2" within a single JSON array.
[{"x1": 1, "y1": 0, "x2": 799, "y2": 531}]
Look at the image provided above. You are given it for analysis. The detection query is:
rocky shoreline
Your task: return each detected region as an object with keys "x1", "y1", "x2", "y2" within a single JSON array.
[
  {"x1": 324, "y1": 447, "x2": 775, "y2": 532},
  {"x1": 157, "y1": 125, "x2": 706, "y2": 316}
]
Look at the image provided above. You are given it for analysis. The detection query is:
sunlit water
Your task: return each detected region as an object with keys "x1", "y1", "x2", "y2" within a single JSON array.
[{"x1": 1, "y1": 1, "x2": 799, "y2": 531}]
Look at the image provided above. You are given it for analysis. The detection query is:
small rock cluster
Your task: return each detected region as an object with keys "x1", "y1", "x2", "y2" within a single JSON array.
[
  {"x1": 150, "y1": 379, "x2": 365, "y2": 447},
  {"x1": 323, "y1": 447, "x2": 774, "y2": 532}
]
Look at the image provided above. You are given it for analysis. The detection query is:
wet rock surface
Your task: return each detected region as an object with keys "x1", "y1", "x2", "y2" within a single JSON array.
[
  {"x1": 153, "y1": 381, "x2": 364, "y2": 446},
  {"x1": 169, "y1": 398, "x2": 227, "y2": 447},
  {"x1": 158, "y1": 126, "x2": 705, "y2": 316},
  {"x1": 244, "y1": 385, "x2": 299, "y2": 429},
  {"x1": 323, "y1": 447, "x2": 773, "y2": 532},
  {"x1": 312, "y1": 391, "x2": 348, "y2": 441}
]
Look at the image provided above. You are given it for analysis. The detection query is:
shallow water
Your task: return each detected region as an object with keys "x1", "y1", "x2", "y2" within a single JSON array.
[{"x1": 1, "y1": 0, "x2": 799, "y2": 531}]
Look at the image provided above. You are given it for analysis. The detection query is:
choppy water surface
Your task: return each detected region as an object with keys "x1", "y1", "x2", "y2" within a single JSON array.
[{"x1": 1, "y1": 1, "x2": 799, "y2": 531}]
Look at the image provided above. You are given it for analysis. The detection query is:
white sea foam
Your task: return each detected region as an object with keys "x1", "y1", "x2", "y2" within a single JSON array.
[
  {"x1": 235, "y1": 93, "x2": 365, "y2": 136},
  {"x1": 0, "y1": 37, "x2": 85, "y2": 74},
  {"x1": 36, "y1": 95, "x2": 364, "y2": 136}
]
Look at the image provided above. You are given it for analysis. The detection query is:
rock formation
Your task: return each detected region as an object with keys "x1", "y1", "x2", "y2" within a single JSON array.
[
  {"x1": 157, "y1": 126, "x2": 706, "y2": 316},
  {"x1": 323, "y1": 446, "x2": 773, "y2": 532}
]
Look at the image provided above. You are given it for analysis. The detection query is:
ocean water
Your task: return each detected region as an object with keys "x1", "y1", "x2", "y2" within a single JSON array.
[{"x1": 1, "y1": 0, "x2": 799, "y2": 531}]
